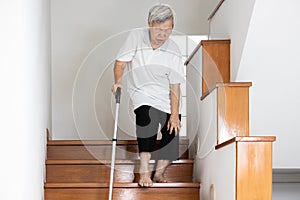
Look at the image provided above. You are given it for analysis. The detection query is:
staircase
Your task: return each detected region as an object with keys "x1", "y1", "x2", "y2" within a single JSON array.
[
  {"x1": 185, "y1": 39, "x2": 276, "y2": 199},
  {"x1": 44, "y1": 138, "x2": 200, "y2": 200}
]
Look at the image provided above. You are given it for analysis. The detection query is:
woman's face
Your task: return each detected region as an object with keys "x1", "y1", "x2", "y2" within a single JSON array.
[{"x1": 148, "y1": 19, "x2": 173, "y2": 49}]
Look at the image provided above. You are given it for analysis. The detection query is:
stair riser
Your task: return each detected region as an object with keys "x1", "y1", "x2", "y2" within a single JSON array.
[
  {"x1": 45, "y1": 188, "x2": 199, "y2": 200},
  {"x1": 46, "y1": 164, "x2": 193, "y2": 183},
  {"x1": 47, "y1": 145, "x2": 189, "y2": 160}
]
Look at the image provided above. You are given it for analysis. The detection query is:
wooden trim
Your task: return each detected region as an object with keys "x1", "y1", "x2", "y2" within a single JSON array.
[
  {"x1": 215, "y1": 136, "x2": 276, "y2": 150},
  {"x1": 48, "y1": 137, "x2": 189, "y2": 146},
  {"x1": 184, "y1": 42, "x2": 202, "y2": 66},
  {"x1": 45, "y1": 186, "x2": 200, "y2": 199},
  {"x1": 48, "y1": 140, "x2": 136, "y2": 146},
  {"x1": 216, "y1": 82, "x2": 252, "y2": 88},
  {"x1": 201, "y1": 82, "x2": 253, "y2": 145},
  {"x1": 215, "y1": 137, "x2": 237, "y2": 149},
  {"x1": 45, "y1": 182, "x2": 200, "y2": 189},
  {"x1": 46, "y1": 160, "x2": 194, "y2": 183},
  {"x1": 200, "y1": 87, "x2": 216, "y2": 101},
  {"x1": 46, "y1": 128, "x2": 50, "y2": 141},
  {"x1": 215, "y1": 136, "x2": 275, "y2": 199},
  {"x1": 46, "y1": 159, "x2": 194, "y2": 165},
  {"x1": 186, "y1": 39, "x2": 232, "y2": 100},
  {"x1": 234, "y1": 136, "x2": 276, "y2": 142},
  {"x1": 201, "y1": 39, "x2": 230, "y2": 45},
  {"x1": 202, "y1": 40, "x2": 230, "y2": 97},
  {"x1": 47, "y1": 144, "x2": 189, "y2": 160},
  {"x1": 201, "y1": 82, "x2": 252, "y2": 101},
  {"x1": 185, "y1": 40, "x2": 230, "y2": 66},
  {"x1": 207, "y1": 0, "x2": 226, "y2": 21},
  {"x1": 217, "y1": 85, "x2": 251, "y2": 144},
  {"x1": 236, "y1": 141, "x2": 273, "y2": 199}
]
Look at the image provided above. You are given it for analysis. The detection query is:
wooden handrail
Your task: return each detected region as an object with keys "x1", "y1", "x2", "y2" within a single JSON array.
[
  {"x1": 208, "y1": 0, "x2": 226, "y2": 21},
  {"x1": 185, "y1": 40, "x2": 230, "y2": 66},
  {"x1": 201, "y1": 82, "x2": 252, "y2": 100},
  {"x1": 184, "y1": 42, "x2": 201, "y2": 66},
  {"x1": 215, "y1": 136, "x2": 276, "y2": 150}
]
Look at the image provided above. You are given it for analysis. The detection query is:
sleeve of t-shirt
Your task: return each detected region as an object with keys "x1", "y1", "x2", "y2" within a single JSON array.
[
  {"x1": 116, "y1": 29, "x2": 137, "y2": 62},
  {"x1": 168, "y1": 49, "x2": 185, "y2": 84}
]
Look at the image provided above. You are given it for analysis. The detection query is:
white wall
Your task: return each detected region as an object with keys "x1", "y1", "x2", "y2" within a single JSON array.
[
  {"x1": 0, "y1": 1, "x2": 51, "y2": 199},
  {"x1": 186, "y1": 37, "x2": 204, "y2": 154},
  {"x1": 195, "y1": 144, "x2": 236, "y2": 200},
  {"x1": 236, "y1": 0, "x2": 300, "y2": 169},
  {"x1": 209, "y1": 0, "x2": 256, "y2": 80},
  {"x1": 191, "y1": 89, "x2": 236, "y2": 200},
  {"x1": 51, "y1": 0, "x2": 218, "y2": 140}
]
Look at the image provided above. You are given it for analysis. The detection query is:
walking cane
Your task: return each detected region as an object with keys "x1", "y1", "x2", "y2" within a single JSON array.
[{"x1": 108, "y1": 87, "x2": 121, "y2": 200}]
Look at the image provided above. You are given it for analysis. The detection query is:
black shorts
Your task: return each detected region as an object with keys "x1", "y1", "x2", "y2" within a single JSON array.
[{"x1": 134, "y1": 105, "x2": 181, "y2": 161}]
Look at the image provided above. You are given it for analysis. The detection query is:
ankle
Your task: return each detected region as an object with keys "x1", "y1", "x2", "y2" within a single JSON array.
[
  {"x1": 139, "y1": 152, "x2": 151, "y2": 173},
  {"x1": 140, "y1": 152, "x2": 151, "y2": 160}
]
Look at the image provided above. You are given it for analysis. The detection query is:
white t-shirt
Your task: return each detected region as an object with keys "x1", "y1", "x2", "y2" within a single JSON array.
[{"x1": 117, "y1": 28, "x2": 185, "y2": 114}]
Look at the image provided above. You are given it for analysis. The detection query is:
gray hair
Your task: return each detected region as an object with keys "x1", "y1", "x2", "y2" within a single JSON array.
[{"x1": 148, "y1": 4, "x2": 174, "y2": 26}]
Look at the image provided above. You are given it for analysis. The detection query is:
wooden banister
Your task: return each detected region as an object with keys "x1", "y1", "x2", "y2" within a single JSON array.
[
  {"x1": 216, "y1": 82, "x2": 252, "y2": 144},
  {"x1": 187, "y1": 33, "x2": 276, "y2": 199},
  {"x1": 200, "y1": 82, "x2": 252, "y2": 144},
  {"x1": 184, "y1": 42, "x2": 201, "y2": 66},
  {"x1": 236, "y1": 140, "x2": 273, "y2": 199},
  {"x1": 201, "y1": 40, "x2": 231, "y2": 98},
  {"x1": 208, "y1": 0, "x2": 226, "y2": 21},
  {"x1": 215, "y1": 136, "x2": 276, "y2": 200},
  {"x1": 215, "y1": 136, "x2": 276, "y2": 150}
]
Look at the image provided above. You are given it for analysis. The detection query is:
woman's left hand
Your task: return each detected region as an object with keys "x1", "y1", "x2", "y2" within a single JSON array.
[{"x1": 167, "y1": 115, "x2": 181, "y2": 135}]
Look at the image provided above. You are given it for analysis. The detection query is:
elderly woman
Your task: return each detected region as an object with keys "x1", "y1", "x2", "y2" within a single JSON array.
[{"x1": 112, "y1": 4, "x2": 185, "y2": 187}]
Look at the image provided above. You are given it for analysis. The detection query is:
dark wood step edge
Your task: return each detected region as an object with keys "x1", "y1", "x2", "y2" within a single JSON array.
[
  {"x1": 46, "y1": 159, "x2": 194, "y2": 165},
  {"x1": 215, "y1": 136, "x2": 276, "y2": 150},
  {"x1": 45, "y1": 182, "x2": 200, "y2": 189},
  {"x1": 47, "y1": 137, "x2": 189, "y2": 146}
]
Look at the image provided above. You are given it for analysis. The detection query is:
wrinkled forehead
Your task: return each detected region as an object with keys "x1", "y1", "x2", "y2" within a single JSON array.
[{"x1": 149, "y1": 19, "x2": 173, "y2": 29}]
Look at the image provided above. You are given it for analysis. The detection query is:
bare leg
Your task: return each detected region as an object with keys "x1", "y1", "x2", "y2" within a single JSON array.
[
  {"x1": 138, "y1": 152, "x2": 153, "y2": 187},
  {"x1": 153, "y1": 160, "x2": 170, "y2": 183}
]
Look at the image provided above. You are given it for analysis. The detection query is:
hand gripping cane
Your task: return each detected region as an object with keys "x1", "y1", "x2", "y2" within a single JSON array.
[{"x1": 108, "y1": 87, "x2": 121, "y2": 200}]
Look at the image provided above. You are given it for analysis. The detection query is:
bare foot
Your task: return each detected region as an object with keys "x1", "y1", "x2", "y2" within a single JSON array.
[
  {"x1": 153, "y1": 160, "x2": 169, "y2": 183},
  {"x1": 138, "y1": 152, "x2": 153, "y2": 187},
  {"x1": 139, "y1": 173, "x2": 153, "y2": 187},
  {"x1": 153, "y1": 173, "x2": 167, "y2": 183}
]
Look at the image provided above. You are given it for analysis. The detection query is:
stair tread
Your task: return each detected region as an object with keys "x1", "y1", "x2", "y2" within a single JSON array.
[
  {"x1": 45, "y1": 182, "x2": 200, "y2": 188},
  {"x1": 48, "y1": 137, "x2": 189, "y2": 146},
  {"x1": 46, "y1": 159, "x2": 194, "y2": 165}
]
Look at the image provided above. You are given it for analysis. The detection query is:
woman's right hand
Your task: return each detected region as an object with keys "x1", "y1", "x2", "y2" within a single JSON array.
[{"x1": 111, "y1": 82, "x2": 123, "y2": 95}]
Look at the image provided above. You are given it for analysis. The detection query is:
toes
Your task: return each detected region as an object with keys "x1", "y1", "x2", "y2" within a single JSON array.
[
  {"x1": 145, "y1": 181, "x2": 153, "y2": 187},
  {"x1": 153, "y1": 174, "x2": 167, "y2": 183},
  {"x1": 138, "y1": 176, "x2": 153, "y2": 187},
  {"x1": 138, "y1": 180, "x2": 153, "y2": 187}
]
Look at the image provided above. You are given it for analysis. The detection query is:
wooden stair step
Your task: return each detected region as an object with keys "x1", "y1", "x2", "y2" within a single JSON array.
[
  {"x1": 47, "y1": 138, "x2": 189, "y2": 160},
  {"x1": 47, "y1": 138, "x2": 189, "y2": 146},
  {"x1": 45, "y1": 182, "x2": 200, "y2": 188},
  {"x1": 45, "y1": 182, "x2": 200, "y2": 200},
  {"x1": 46, "y1": 159, "x2": 194, "y2": 183},
  {"x1": 46, "y1": 159, "x2": 194, "y2": 165}
]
